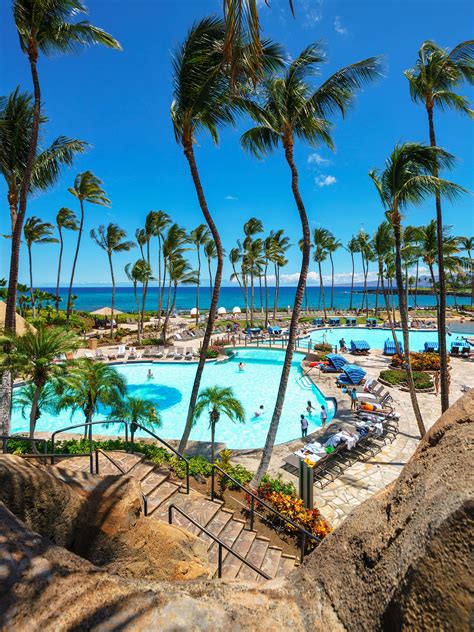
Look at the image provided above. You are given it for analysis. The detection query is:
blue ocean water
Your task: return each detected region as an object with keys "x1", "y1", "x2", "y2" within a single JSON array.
[{"x1": 42, "y1": 285, "x2": 456, "y2": 313}]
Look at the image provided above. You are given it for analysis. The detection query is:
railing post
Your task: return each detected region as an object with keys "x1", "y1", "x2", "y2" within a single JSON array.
[
  {"x1": 211, "y1": 466, "x2": 215, "y2": 501},
  {"x1": 250, "y1": 495, "x2": 255, "y2": 531},
  {"x1": 168, "y1": 504, "x2": 173, "y2": 524},
  {"x1": 95, "y1": 449, "x2": 99, "y2": 475},
  {"x1": 186, "y1": 461, "x2": 190, "y2": 494},
  {"x1": 300, "y1": 531, "x2": 306, "y2": 564},
  {"x1": 143, "y1": 495, "x2": 148, "y2": 517},
  {"x1": 218, "y1": 543, "x2": 223, "y2": 579}
]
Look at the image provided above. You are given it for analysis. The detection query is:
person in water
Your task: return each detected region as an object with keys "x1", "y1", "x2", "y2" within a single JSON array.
[
  {"x1": 306, "y1": 400, "x2": 316, "y2": 414},
  {"x1": 254, "y1": 405, "x2": 264, "y2": 418},
  {"x1": 147, "y1": 369, "x2": 154, "y2": 379},
  {"x1": 238, "y1": 362, "x2": 245, "y2": 371}
]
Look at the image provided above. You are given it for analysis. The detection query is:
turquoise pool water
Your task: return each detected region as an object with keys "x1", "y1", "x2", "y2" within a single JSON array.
[
  {"x1": 308, "y1": 327, "x2": 474, "y2": 351},
  {"x1": 11, "y1": 349, "x2": 335, "y2": 449}
]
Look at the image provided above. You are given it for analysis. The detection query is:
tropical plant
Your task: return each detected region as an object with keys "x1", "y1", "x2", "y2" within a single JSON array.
[
  {"x1": 459, "y1": 236, "x2": 474, "y2": 306},
  {"x1": 404, "y1": 39, "x2": 473, "y2": 411},
  {"x1": 369, "y1": 142, "x2": 465, "y2": 437},
  {"x1": 327, "y1": 233, "x2": 341, "y2": 311},
  {"x1": 244, "y1": 236, "x2": 265, "y2": 325},
  {"x1": 346, "y1": 236, "x2": 360, "y2": 311},
  {"x1": 55, "y1": 208, "x2": 78, "y2": 313},
  {"x1": 356, "y1": 229, "x2": 374, "y2": 315},
  {"x1": 161, "y1": 224, "x2": 189, "y2": 341},
  {"x1": 241, "y1": 43, "x2": 380, "y2": 484},
  {"x1": 13, "y1": 381, "x2": 56, "y2": 426},
  {"x1": 190, "y1": 224, "x2": 210, "y2": 324},
  {"x1": 193, "y1": 386, "x2": 245, "y2": 464},
  {"x1": 124, "y1": 259, "x2": 154, "y2": 342},
  {"x1": 171, "y1": 17, "x2": 282, "y2": 454},
  {"x1": 23, "y1": 216, "x2": 58, "y2": 318},
  {"x1": 269, "y1": 229, "x2": 290, "y2": 321},
  {"x1": 90, "y1": 223, "x2": 135, "y2": 337},
  {"x1": 55, "y1": 359, "x2": 126, "y2": 436},
  {"x1": 5, "y1": 0, "x2": 120, "y2": 334},
  {"x1": 147, "y1": 210, "x2": 171, "y2": 325},
  {"x1": 1, "y1": 326, "x2": 79, "y2": 438},
  {"x1": 162, "y1": 256, "x2": 197, "y2": 343},
  {"x1": 67, "y1": 171, "x2": 110, "y2": 323},
  {"x1": 107, "y1": 395, "x2": 161, "y2": 437},
  {"x1": 204, "y1": 238, "x2": 218, "y2": 295},
  {"x1": 313, "y1": 228, "x2": 331, "y2": 319}
]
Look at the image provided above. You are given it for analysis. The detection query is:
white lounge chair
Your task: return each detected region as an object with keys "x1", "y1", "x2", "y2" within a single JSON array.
[
  {"x1": 156, "y1": 346, "x2": 164, "y2": 358},
  {"x1": 95, "y1": 348, "x2": 106, "y2": 361},
  {"x1": 185, "y1": 347, "x2": 193, "y2": 360},
  {"x1": 108, "y1": 347, "x2": 118, "y2": 360},
  {"x1": 174, "y1": 348, "x2": 183, "y2": 360},
  {"x1": 117, "y1": 345, "x2": 126, "y2": 359},
  {"x1": 83, "y1": 350, "x2": 94, "y2": 360},
  {"x1": 166, "y1": 346, "x2": 176, "y2": 358}
]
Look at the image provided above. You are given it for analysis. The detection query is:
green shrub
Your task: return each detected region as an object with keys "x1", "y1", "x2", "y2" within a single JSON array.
[
  {"x1": 379, "y1": 369, "x2": 433, "y2": 390},
  {"x1": 206, "y1": 347, "x2": 220, "y2": 359},
  {"x1": 314, "y1": 343, "x2": 332, "y2": 353},
  {"x1": 140, "y1": 337, "x2": 163, "y2": 346},
  {"x1": 259, "y1": 473, "x2": 297, "y2": 497}
]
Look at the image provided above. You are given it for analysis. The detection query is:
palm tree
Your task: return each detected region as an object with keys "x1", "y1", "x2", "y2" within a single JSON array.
[
  {"x1": 90, "y1": 223, "x2": 135, "y2": 338},
  {"x1": 108, "y1": 395, "x2": 161, "y2": 438},
  {"x1": 55, "y1": 208, "x2": 78, "y2": 314},
  {"x1": 346, "y1": 236, "x2": 360, "y2": 312},
  {"x1": 370, "y1": 142, "x2": 465, "y2": 437},
  {"x1": 269, "y1": 229, "x2": 290, "y2": 321},
  {"x1": 357, "y1": 230, "x2": 374, "y2": 315},
  {"x1": 56, "y1": 359, "x2": 126, "y2": 437},
  {"x1": 161, "y1": 224, "x2": 189, "y2": 340},
  {"x1": 125, "y1": 259, "x2": 153, "y2": 342},
  {"x1": 190, "y1": 224, "x2": 210, "y2": 325},
  {"x1": 204, "y1": 238, "x2": 218, "y2": 295},
  {"x1": 327, "y1": 233, "x2": 341, "y2": 311},
  {"x1": 193, "y1": 386, "x2": 245, "y2": 464},
  {"x1": 459, "y1": 236, "x2": 474, "y2": 307},
  {"x1": 23, "y1": 216, "x2": 58, "y2": 318},
  {"x1": 1, "y1": 326, "x2": 79, "y2": 438},
  {"x1": 148, "y1": 210, "x2": 171, "y2": 326},
  {"x1": 264, "y1": 234, "x2": 279, "y2": 323},
  {"x1": 171, "y1": 17, "x2": 282, "y2": 454},
  {"x1": 6, "y1": 0, "x2": 119, "y2": 333},
  {"x1": 162, "y1": 256, "x2": 198, "y2": 343},
  {"x1": 229, "y1": 245, "x2": 246, "y2": 310},
  {"x1": 372, "y1": 222, "x2": 401, "y2": 353},
  {"x1": 242, "y1": 45, "x2": 380, "y2": 483},
  {"x1": 67, "y1": 171, "x2": 110, "y2": 323},
  {"x1": 245, "y1": 237, "x2": 265, "y2": 326},
  {"x1": 135, "y1": 227, "x2": 147, "y2": 259},
  {"x1": 243, "y1": 217, "x2": 264, "y2": 324},
  {"x1": 313, "y1": 228, "x2": 331, "y2": 319},
  {"x1": 13, "y1": 381, "x2": 56, "y2": 429},
  {"x1": 405, "y1": 39, "x2": 473, "y2": 412}
]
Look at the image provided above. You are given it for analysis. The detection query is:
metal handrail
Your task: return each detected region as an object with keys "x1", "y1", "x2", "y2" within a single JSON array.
[
  {"x1": 131, "y1": 423, "x2": 190, "y2": 494},
  {"x1": 94, "y1": 448, "x2": 148, "y2": 516},
  {"x1": 1, "y1": 434, "x2": 48, "y2": 454},
  {"x1": 211, "y1": 463, "x2": 320, "y2": 563},
  {"x1": 168, "y1": 504, "x2": 271, "y2": 580}
]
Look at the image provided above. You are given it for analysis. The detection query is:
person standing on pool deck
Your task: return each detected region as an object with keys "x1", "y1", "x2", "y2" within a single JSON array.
[
  {"x1": 350, "y1": 387, "x2": 358, "y2": 410},
  {"x1": 300, "y1": 414, "x2": 309, "y2": 438},
  {"x1": 320, "y1": 405, "x2": 328, "y2": 427}
]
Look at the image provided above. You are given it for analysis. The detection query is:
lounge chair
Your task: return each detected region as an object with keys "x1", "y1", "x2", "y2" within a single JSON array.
[
  {"x1": 82, "y1": 351, "x2": 94, "y2": 360},
  {"x1": 328, "y1": 317, "x2": 340, "y2": 327},
  {"x1": 166, "y1": 346, "x2": 176, "y2": 358},
  {"x1": 383, "y1": 339, "x2": 403, "y2": 356},
  {"x1": 117, "y1": 345, "x2": 126, "y2": 359},
  {"x1": 128, "y1": 347, "x2": 141, "y2": 360},
  {"x1": 350, "y1": 340, "x2": 370, "y2": 355},
  {"x1": 312, "y1": 318, "x2": 324, "y2": 327},
  {"x1": 345, "y1": 317, "x2": 357, "y2": 326},
  {"x1": 95, "y1": 348, "x2": 106, "y2": 361},
  {"x1": 366, "y1": 318, "x2": 377, "y2": 328},
  {"x1": 320, "y1": 353, "x2": 348, "y2": 373},
  {"x1": 156, "y1": 346, "x2": 164, "y2": 358},
  {"x1": 174, "y1": 348, "x2": 183, "y2": 360},
  {"x1": 423, "y1": 341, "x2": 439, "y2": 352},
  {"x1": 185, "y1": 347, "x2": 193, "y2": 360},
  {"x1": 337, "y1": 363, "x2": 367, "y2": 386}
]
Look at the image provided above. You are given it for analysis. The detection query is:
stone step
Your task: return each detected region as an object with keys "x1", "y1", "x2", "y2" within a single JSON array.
[
  {"x1": 127, "y1": 459, "x2": 156, "y2": 482},
  {"x1": 146, "y1": 480, "x2": 182, "y2": 515},
  {"x1": 208, "y1": 518, "x2": 246, "y2": 572},
  {"x1": 276, "y1": 553, "x2": 298, "y2": 577},
  {"x1": 140, "y1": 469, "x2": 170, "y2": 495},
  {"x1": 199, "y1": 508, "x2": 234, "y2": 549},
  {"x1": 217, "y1": 528, "x2": 257, "y2": 579},
  {"x1": 154, "y1": 496, "x2": 223, "y2": 535},
  {"x1": 102, "y1": 451, "x2": 144, "y2": 473},
  {"x1": 55, "y1": 456, "x2": 92, "y2": 473},
  {"x1": 236, "y1": 536, "x2": 270, "y2": 581},
  {"x1": 258, "y1": 546, "x2": 283, "y2": 581}
]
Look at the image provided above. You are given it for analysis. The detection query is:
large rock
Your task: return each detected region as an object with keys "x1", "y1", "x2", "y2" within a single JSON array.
[{"x1": 0, "y1": 393, "x2": 472, "y2": 630}]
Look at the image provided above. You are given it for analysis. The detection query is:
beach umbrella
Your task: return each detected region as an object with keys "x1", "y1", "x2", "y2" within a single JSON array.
[
  {"x1": 217, "y1": 307, "x2": 227, "y2": 315},
  {"x1": 0, "y1": 300, "x2": 36, "y2": 334},
  {"x1": 232, "y1": 306, "x2": 241, "y2": 314},
  {"x1": 89, "y1": 306, "x2": 124, "y2": 316},
  {"x1": 190, "y1": 307, "x2": 199, "y2": 316}
]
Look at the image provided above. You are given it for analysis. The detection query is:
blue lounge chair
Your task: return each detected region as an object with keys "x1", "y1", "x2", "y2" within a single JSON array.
[
  {"x1": 337, "y1": 363, "x2": 367, "y2": 385},
  {"x1": 312, "y1": 318, "x2": 324, "y2": 326},
  {"x1": 350, "y1": 340, "x2": 370, "y2": 355},
  {"x1": 321, "y1": 353, "x2": 348, "y2": 373},
  {"x1": 424, "y1": 341, "x2": 439, "y2": 352},
  {"x1": 345, "y1": 317, "x2": 357, "y2": 326},
  {"x1": 366, "y1": 318, "x2": 377, "y2": 328},
  {"x1": 450, "y1": 340, "x2": 468, "y2": 356},
  {"x1": 384, "y1": 339, "x2": 403, "y2": 356},
  {"x1": 328, "y1": 317, "x2": 341, "y2": 326},
  {"x1": 268, "y1": 326, "x2": 282, "y2": 335}
]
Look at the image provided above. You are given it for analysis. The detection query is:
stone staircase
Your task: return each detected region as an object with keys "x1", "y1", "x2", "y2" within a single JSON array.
[{"x1": 55, "y1": 450, "x2": 298, "y2": 581}]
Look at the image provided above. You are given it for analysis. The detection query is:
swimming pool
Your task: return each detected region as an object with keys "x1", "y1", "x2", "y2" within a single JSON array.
[
  {"x1": 308, "y1": 327, "x2": 474, "y2": 351},
  {"x1": 11, "y1": 349, "x2": 335, "y2": 450}
]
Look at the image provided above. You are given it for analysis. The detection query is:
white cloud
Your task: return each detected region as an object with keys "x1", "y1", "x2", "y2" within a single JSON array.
[
  {"x1": 307, "y1": 152, "x2": 330, "y2": 166},
  {"x1": 334, "y1": 16, "x2": 348, "y2": 35},
  {"x1": 315, "y1": 174, "x2": 337, "y2": 187},
  {"x1": 225, "y1": 195, "x2": 238, "y2": 201},
  {"x1": 300, "y1": 0, "x2": 323, "y2": 27}
]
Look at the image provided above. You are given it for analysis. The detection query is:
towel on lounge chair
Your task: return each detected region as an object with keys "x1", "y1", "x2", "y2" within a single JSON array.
[
  {"x1": 384, "y1": 339, "x2": 403, "y2": 355},
  {"x1": 337, "y1": 363, "x2": 366, "y2": 385},
  {"x1": 323, "y1": 354, "x2": 348, "y2": 372},
  {"x1": 350, "y1": 340, "x2": 370, "y2": 354}
]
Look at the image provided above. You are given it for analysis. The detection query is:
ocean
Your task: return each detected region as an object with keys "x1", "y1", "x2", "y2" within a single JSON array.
[{"x1": 41, "y1": 285, "x2": 460, "y2": 313}]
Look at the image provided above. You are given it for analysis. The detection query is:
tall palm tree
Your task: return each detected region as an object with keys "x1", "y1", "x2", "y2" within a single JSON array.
[
  {"x1": 23, "y1": 216, "x2": 58, "y2": 318},
  {"x1": 162, "y1": 256, "x2": 198, "y2": 343},
  {"x1": 459, "y1": 236, "x2": 474, "y2": 307},
  {"x1": 125, "y1": 259, "x2": 153, "y2": 342},
  {"x1": 372, "y1": 222, "x2": 401, "y2": 353},
  {"x1": 135, "y1": 227, "x2": 147, "y2": 259},
  {"x1": 229, "y1": 245, "x2": 246, "y2": 311},
  {"x1": 370, "y1": 142, "x2": 465, "y2": 437},
  {"x1": 6, "y1": 0, "x2": 120, "y2": 334},
  {"x1": 269, "y1": 229, "x2": 290, "y2": 321},
  {"x1": 242, "y1": 45, "x2": 380, "y2": 483},
  {"x1": 327, "y1": 233, "x2": 341, "y2": 311},
  {"x1": 161, "y1": 224, "x2": 189, "y2": 340},
  {"x1": 244, "y1": 237, "x2": 265, "y2": 326},
  {"x1": 90, "y1": 223, "x2": 135, "y2": 338},
  {"x1": 148, "y1": 210, "x2": 171, "y2": 325},
  {"x1": 67, "y1": 171, "x2": 110, "y2": 323},
  {"x1": 1, "y1": 326, "x2": 79, "y2": 438},
  {"x1": 313, "y1": 228, "x2": 331, "y2": 319},
  {"x1": 171, "y1": 17, "x2": 282, "y2": 454},
  {"x1": 190, "y1": 224, "x2": 210, "y2": 325},
  {"x1": 404, "y1": 39, "x2": 473, "y2": 412},
  {"x1": 243, "y1": 217, "x2": 264, "y2": 323},
  {"x1": 55, "y1": 359, "x2": 126, "y2": 438},
  {"x1": 55, "y1": 208, "x2": 78, "y2": 314},
  {"x1": 264, "y1": 234, "x2": 278, "y2": 323},
  {"x1": 193, "y1": 386, "x2": 245, "y2": 464},
  {"x1": 357, "y1": 229, "x2": 374, "y2": 315},
  {"x1": 346, "y1": 236, "x2": 360, "y2": 312},
  {"x1": 204, "y1": 238, "x2": 218, "y2": 295}
]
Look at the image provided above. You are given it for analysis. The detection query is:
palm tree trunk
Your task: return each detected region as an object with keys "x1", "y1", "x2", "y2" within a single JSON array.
[
  {"x1": 29, "y1": 382, "x2": 43, "y2": 440},
  {"x1": 157, "y1": 236, "x2": 164, "y2": 327},
  {"x1": 161, "y1": 275, "x2": 173, "y2": 343},
  {"x1": 428, "y1": 264, "x2": 439, "y2": 307},
  {"x1": 55, "y1": 228, "x2": 64, "y2": 315},
  {"x1": 208, "y1": 257, "x2": 213, "y2": 295},
  {"x1": 210, "y1": 416, "x2": 216, "y2": 465},
  {"x1": 379, "y1": 259, "x2": 401, "y2": 355},
  {"x1": 273, "y1": 263, "x2": 278, "y2": 321},
  {"x1": 252, "y1": 138, "x2": 311, "y2": 486},
  {"x1": 162, "y1": 282, "x2": 179, "y2": 344},
  {"x1": 27, "y1": 244, "x2": 36, "y2": 319},
  {"x1": 375, "y1": 272, "x2": 380, "y2": 315},
  {"x1": 67, "y1": 199, "x2": 84, "y2": 324},
  {"x1": 195, "y1": 248, "x2": 201, "y2": 325},
  {"x1": 264, "y1": 264, "x2": 269, "y2": 326},
  {"x1": 426, "y1": 104, "x2": 449, "y2": 412},
  {"x1": 318, "y1": 262, "x2": 327, "y2": 320},
  {"x1": 349, "y1": 252, "x2": 355, "y2": 311},
  {"x1": 178, "y1": 143, "x2": 224, "y2": 454},
  {"x1": 259, "y1": 274, "x2": 263, "y2": 314},
  {"x1": 393, "y1": 212, "x2": 426, "y2": 437},
  {"x1": 414, "y1": 260, "x2": 419, "y2": 310},
  {"x1": 250, "y1": 270, "x2": 255, "y2": 327},
  {"x1": 108, "y1": 252, "x2": 115, "y2": 339},
  {"x1": 330, "y1": 253, "x2": 335, "y2": 311},
  {"x1": 133, "y1": 281, "x2": 141, "y2": 343},
  {"x1": 243, "y1": 273, "x2": 249, "y2": 327},
  {"x1": 0, "y1": 371, "x2": 12, "y2": 440}
]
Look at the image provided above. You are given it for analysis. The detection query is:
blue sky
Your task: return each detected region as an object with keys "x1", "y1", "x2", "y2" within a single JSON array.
[{"x1": 1, "y1": 0, "x2": 473, "y2": 287}]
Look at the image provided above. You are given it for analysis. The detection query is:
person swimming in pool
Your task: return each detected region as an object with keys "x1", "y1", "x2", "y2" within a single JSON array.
[
  {"x1": 306, "y1": 400, "x2": 316, "y2": 414},
  {"x1": 147, "y1": 369, "x2": 154, "y2": 379},
  {"x1": 239, "y1": 362, "x2": 245, "y2": 371},
  {"x1": 254, "y1": 405, "x2": 264, "y2": 418}
]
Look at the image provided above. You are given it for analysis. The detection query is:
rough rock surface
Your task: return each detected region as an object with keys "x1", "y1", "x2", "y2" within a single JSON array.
[
  {"x1": 0, "y1": 393, "x2": 472, "y2": 631},
  {"x1": 0, "y1": 456, "x2": 210, "y2": 583}
]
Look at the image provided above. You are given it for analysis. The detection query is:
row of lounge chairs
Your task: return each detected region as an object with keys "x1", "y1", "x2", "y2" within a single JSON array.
[{"x1": 312, "y1": 317, "x2": 379, "y2": 328}]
